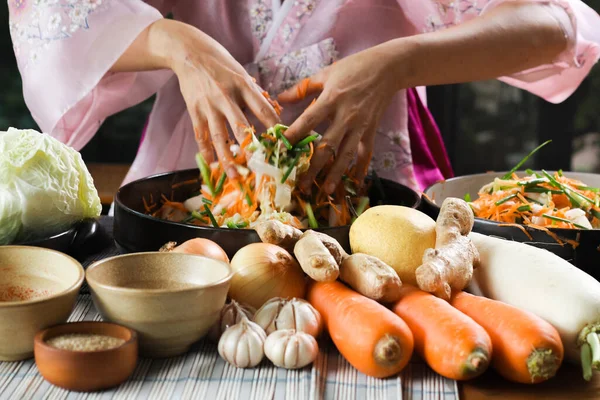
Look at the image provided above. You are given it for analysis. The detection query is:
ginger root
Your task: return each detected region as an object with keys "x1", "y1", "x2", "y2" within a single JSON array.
[
  {"x1": 339, "y1": 253, "x2": 402, "y2": 302},
  {"x1": 415, "y1": 198, "x2": 480, "y2": 301},
  {"x1": 293, "y1": 231, "x2": 340, "y2": 282},
  {"x1": 255, "y1": 220, "x2": 303, "y2": 252}
]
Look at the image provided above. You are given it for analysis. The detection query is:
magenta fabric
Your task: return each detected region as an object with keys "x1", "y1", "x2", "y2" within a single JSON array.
[{"x1": 406, "y1": 87, "x2": 454, "y2": 190}]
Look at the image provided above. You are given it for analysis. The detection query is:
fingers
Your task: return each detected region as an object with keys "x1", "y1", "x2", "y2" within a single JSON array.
[
  {"x1": 355, "y1": 126, "x2": 377, "y2": 185},
  {"x1": 194, "y1": 124, "x2": 215, "y2": 164},
  {"x1": 283, "y1": 95, "x2": 331, "y2": 145},
  {"x1": 277, "y1": 76, "x2": 324, "y2": 104},
  {"x1": 324, "y1": 131, "x2": 362, "y2": 194},
  {"x1": 206, "y1": 108, "x2": 239, "y2": 179},
  {"x1": 220, "y1": 100, "x2": 252, "y2": 146},
  {"x1": 242, "y1": 84, "x2": 281, "y2": 130},
  {"x1": 298, "y1": 114, "x2": 346, "y2": 193}
]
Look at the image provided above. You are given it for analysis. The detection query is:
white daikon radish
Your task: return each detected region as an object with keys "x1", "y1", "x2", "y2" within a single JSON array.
[{"x1": 468, "y1": 232, "x2": 600, "y2": 380}]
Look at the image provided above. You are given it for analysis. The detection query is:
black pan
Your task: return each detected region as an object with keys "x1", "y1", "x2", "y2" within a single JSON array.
[
  {"x1": 12, "y1": 219, "x2": 110, "y2": 261},
  {"x1": 114, "y1": 168, "x2": 421, "y2": 258},
  {"x1": 422, "y1": 170, "x2": 600, "y2": 281}
]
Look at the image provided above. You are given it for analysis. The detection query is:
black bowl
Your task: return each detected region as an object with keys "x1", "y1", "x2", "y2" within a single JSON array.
[
  {"x1": 114, "y1": 168, "x2": 421, "y2": 258},
  {"x1": 423, "y1": 170, "x2": 600, "y2": 280},
  {"x1": 12, "y1": 219, "x2": 110, "y2": 261}
]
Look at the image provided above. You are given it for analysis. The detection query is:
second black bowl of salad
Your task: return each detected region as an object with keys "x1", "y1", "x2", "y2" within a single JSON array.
[{"x1": 423, "y1": 169, "x2": 600, "y2": 280}]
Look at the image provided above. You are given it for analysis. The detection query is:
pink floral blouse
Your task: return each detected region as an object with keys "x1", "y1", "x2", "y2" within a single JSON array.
[{"x1": 7, "y1": 0, "x2": 600, "y2": 192}]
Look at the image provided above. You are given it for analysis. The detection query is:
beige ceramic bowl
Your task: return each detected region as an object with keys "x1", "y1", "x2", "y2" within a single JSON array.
[
  {"x1": 0, "y1": 246, "x2": 84, "y2": 361},
  {"x1": 86, "y1": 252, "x2": 233, "y2": 358}
]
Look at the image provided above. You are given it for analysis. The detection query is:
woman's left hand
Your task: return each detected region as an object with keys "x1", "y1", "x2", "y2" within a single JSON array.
[{"x1": 278, "y1": 46, "x2": 400, "y2": 195}]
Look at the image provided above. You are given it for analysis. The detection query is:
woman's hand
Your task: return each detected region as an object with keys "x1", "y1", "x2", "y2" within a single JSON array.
[
  {"x1": 111, "y1": 19, "x2": 281, "y2": 178},
  {"x1": 167, "y1": 22, "x2": 281, "y2": 178},
  {"x1": 278, "y1": 46, "x2": 400, "y2": 195}
]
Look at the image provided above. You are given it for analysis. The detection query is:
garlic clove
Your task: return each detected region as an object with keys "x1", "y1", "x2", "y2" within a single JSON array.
[
  {"x1": 264, "y1": 329, "x2": 319, "y2": 369},
  {"x1": 254, "y1": 297, "x2": 322, "y2": 337},
  {"x1": 218, "y1": 318, "x2": 266, "y2": 368},
  {"x1": 209, "y1": 300, "x2": 256, "y2": 342}
]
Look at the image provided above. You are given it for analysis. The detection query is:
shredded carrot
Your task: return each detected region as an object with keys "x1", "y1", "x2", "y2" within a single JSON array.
[
  {"x1": 498, "y1": 224, "x2": 534, "y2": 241},
  {"x1": 171, "y1": 179, "x2": 199, "y2": 189},
  {"x1": 296, "y1": 78, "x2": 311, "y2": 100}
]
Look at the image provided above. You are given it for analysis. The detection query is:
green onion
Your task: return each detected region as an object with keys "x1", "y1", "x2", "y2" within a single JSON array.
[
  {"x1": 577, "y1": 185, "x2": 600, "y2": 193},
  {"x1": 225, "y1": 220, "x2": 247, "y2": 229},
  {"x1": 517, "y1": 178, "x2": 548, "y2": 187},
  {"x1": 542, "y1": 214, "x2": 589, "y2": 230},
  {"x1": 274, "y1": 124, "x2": 293, "y2": 150},
  {"x1": 524, "y1": 196, "x2": 544, "y2": 205},
  {"x1": 582, "y1": 343, "x2": 593, "y2": 381},
  {"x1": 495, "y1": 193, "x2": 518, "y2": 206},
  {"x1": 214, "y1": 172, "x2": 227, "y2": 196},
  {"x1": 191, "y1": 211, "x2": 207, "y2": 223},
  {"x1": 524, "y1": 187, "x2": 563, "y2": 195},
  {"x1": 202, "y1": 198, "x2": 213, "y2": 205},
  {"x1": 294, "y1": 134, "x2": 319, "y2": 149},
  {"x1": 305, "y1": 203, "x2": 318, "y2": 229},
  {"x1": 195, "y1": 153, "x2": 215, "y2": 195},
  {"x1": 558, "y1": 169, "x2": 564, "y2": 177},
  {"x1": 464, "y1": 193, "x2": 471, "y2": 202},
  {"x1": 204, "y1": 204, "x2": 219, "y2": 227},
  {"x1": 355, "y1": 197, "x2": 370, "y2": 217},
  {"x1": 525, "y1": 169, "x2": 541, "y2": 177},
  {"x1": 502, "y1": 140, "x2": 552, "y2": 180},
  {"x1": 237, "y1": 182, "x2": 253, "y2": 206},
  {"x1": 226, "y1": 220, "x2": 237, "y2": 229},
  {"x1": 221, "y1": 209, "x2": 227, "y2": 215},
  {"x1": 281, "y1": 154, "x2": 300, "y2": 184},
  {"x1": 517, "y1": 205, "x2": 531, "y2": 212},
  {"x1": 182, "y1": 215, "x2": 195, "y2": 224}
]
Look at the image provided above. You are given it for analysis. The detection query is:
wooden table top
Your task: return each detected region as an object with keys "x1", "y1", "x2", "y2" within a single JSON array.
[
  {"x1": 87, "y1": 163, "x2": 130, "y2": 205},
  {"x1": 460, "y1": 363, "x2": 600, "y2": 400}
]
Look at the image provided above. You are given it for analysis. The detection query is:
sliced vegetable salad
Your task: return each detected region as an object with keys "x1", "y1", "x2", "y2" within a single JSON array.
[
  {"x1": 148, "y1": 124, "x2": 370, "y2": 229},
  {"x1": 467, "y1": 141, "x2": 600, "y2": 230}
]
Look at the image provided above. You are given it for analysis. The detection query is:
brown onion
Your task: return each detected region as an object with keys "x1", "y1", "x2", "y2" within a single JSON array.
[
  {"x1": 229, "y1": 243, "x2": 306, "y2": 309},
  {"x1": 160, "y1": 238, "x2": 229, "y2": 263}
]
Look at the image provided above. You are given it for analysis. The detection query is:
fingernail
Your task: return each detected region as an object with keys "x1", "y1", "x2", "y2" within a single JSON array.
[{"x1": 324, "y1": 182, "x2": 336, "y2": 194}]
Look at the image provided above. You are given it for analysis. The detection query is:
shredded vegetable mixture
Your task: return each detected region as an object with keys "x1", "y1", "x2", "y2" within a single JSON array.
[
  {"x1": 469, "y1": 170, "x2": 600, "y2": 230},
  {"x1": 147, "y1": 124, "x2": 370, "y2": 229}
]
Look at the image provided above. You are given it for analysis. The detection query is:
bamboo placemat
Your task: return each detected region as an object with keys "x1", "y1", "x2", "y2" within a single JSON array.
[{"x1": 0, "y1": 218, "x2": 460, "y2": 400}]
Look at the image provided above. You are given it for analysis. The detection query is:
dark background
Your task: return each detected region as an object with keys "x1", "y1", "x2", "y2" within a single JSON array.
[{"x1": 2, "y1": 2, "x2": 600, "y2": 176}]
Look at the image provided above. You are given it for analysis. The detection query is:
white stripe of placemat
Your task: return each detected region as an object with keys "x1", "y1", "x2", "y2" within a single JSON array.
[{"x1": 0, "y1": 295, "x2": 460, "y2": 400}]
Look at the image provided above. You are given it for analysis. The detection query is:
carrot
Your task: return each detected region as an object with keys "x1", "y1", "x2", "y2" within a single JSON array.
[
  {"x1": 391, "y1": 285, "x2": 492, "y2": 381},
  {"x1": 450, "y1": 291, "x2": 564, "y2": 384},
  {"x1": 307, "y1": 281, "x2": 414, "y2": 378}
]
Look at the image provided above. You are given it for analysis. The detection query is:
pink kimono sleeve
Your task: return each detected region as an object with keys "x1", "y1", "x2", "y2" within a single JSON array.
[
  {"x1": 8, "y1": 1, "x2": 173, "y2": 150},
  {"x1": 408, "y1": 0, "x2": 600, "y2": 104},
  {"x1": 486, "y1": 0, "x2": 600, "y2": 104}
]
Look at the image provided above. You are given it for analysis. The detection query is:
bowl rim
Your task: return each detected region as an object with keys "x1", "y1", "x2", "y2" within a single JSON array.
[
  {"x1": 422, "y1": 169, "x2": 600, "y2": 232},
  {"x1": 34, "y1": 321, "x2": 138, "y2": 355},
  {"x1": 114, "y1": 168, "x2": 421, "y2": 233},
  {"x1": 0, "y1": 246, "x2": 85, "y2": 308},
  {"x1": 85, "y1": 251, "x2": 234, "y2": 295}
]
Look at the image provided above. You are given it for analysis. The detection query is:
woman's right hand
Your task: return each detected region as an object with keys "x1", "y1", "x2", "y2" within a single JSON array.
[{"x1": 114, "y1": 19, "x2": 281, "y2": 178}]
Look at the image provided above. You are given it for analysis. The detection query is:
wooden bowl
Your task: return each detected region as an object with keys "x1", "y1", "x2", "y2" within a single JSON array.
[
  {"x1": 0, "y1": 246, "x2": 84, "y2": 361},
  {"x1": 86, "y1": 252, "x2": 233, "y2": 358},
  {"x1": 34, "y1": 321, "x2": 138, "y2": 392}
]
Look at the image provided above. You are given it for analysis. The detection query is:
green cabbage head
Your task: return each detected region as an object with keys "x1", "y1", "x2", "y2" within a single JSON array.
[{"x1": 0, "y1": 128, "x2": 102, "y2": 244}]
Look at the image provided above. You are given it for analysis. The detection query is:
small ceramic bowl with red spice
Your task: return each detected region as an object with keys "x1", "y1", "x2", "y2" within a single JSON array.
[
  {"x1": 34, "y1": 321, "x2": 138, "y2": 392},
  {"x1": 0, "y1": 246, "x2": 84, "y2": 361}
]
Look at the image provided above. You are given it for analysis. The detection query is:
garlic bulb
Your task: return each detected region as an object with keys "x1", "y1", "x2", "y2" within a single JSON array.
[
  {"x1": 218, "y1": 318, "x2": 266, "y2": 368},
  {"x1": 264, "y1": 329, "x2": 319, "y2": 369},
  {"x1": 208, "y1": 300, "x2": 256, "y2": 341},
  {"x1": 253, "y1": 297, "x2": 322, "y2": 337}
]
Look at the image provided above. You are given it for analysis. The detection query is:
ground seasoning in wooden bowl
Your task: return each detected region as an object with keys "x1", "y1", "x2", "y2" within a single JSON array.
[{"x1": 46, "y1": 334, "x2": 126, "y2": 352}]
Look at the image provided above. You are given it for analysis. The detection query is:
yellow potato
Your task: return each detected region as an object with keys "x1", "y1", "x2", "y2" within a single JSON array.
[{"x1": 349, "y1": 206, "x2": 436, "y2": 285}]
